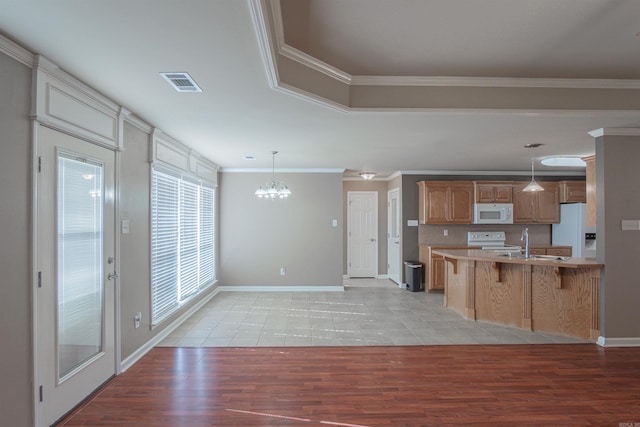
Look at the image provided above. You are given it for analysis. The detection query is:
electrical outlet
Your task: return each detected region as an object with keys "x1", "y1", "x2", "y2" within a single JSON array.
[
  {"x1": 134, "y1": 312, "x2": 142, "y2": 329},
  {"x1": 280, "y1": 267, "x2": 286, "y2": 276}
]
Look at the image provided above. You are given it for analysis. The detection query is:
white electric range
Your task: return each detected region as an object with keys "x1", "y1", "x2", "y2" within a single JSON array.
[{"x1": 467, "y1": 231, "x2": 522, "y2": 253}]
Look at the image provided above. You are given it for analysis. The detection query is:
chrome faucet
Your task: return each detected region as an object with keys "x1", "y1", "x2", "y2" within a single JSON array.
[{"x1": 521, "y1": 228, "x2": 530, "y2": 258}]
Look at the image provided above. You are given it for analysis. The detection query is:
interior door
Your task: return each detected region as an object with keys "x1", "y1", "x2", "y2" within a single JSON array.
[
  {"x1": 36, "y1": 125, "x2": 116, "y2": 426},
  {"x1": 387, "y1": 188, "x2": 401, "y2": 284},
  {"x1": 347, "y1": 192, "x2": 377, "y2": 278}
]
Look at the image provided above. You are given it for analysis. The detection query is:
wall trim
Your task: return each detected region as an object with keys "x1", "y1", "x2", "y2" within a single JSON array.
[
  {"x1": 0, "y1": 34, "x2": 34, "y2": 67},
  {"x1": 588, "y1": 127, "x2": 640, "y2": 138},
  {"x1": 597, "y1": 336, "x2": 640, "y2": 347},
  {"x1": 120, "y1": 287, "x2": 221, "y2": 372},
  {"x1": 376, "y1": 274, "x2": 389, "y2": 279},
  {"x1": 222, "y1": 168, "x2": 345, "y2": 173},
  {"x1": 218, "y1": 285, "x2": 344, "y2": 292}
]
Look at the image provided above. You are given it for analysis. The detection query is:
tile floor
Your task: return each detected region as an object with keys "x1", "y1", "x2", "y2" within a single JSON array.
[{"x1": 158, "y1": 278, "x2": 586, "y2": 347}]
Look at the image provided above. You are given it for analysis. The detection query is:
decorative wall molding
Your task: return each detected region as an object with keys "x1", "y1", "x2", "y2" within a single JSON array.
[
  {"x1": 151, "y1": 128, "x2": 219, "y2": 184},
  {"x1": 222, "y1": 167, "x2": 345, "y2": 174},
  {"x1": 32, "y1": 55, "x2": 121, "y2": 149},
  {"x1": 0, "y1": 34, "x2": 33, "y2": 67}
]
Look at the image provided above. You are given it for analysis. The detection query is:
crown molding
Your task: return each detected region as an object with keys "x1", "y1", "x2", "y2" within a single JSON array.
[
  {"x1": 400, "y1": 170, "x2": 586, "y2": 176},
  {"x1": 279, "y1": 45, "x2": 352, "y2": 85},
  {"x1": 222, "y1": 168, "x2": 345, "y2": 174},
  {"x1": 248, "y1": 0, "x2": 279, "y2": 89},
  {"x1": 351, "y1": 75, "x2": 640, "y2": 89},
  {"x1": 0, "y1": 34, "x2": 33, "y2": 67},
  {"x1": 588, "y1": 128, "x2": 640, "y2": 138}
]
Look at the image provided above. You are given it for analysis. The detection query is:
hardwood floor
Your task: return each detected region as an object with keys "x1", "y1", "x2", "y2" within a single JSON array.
[{"x1": 58, "y1": 344, "x2": 640, "y2": 426}]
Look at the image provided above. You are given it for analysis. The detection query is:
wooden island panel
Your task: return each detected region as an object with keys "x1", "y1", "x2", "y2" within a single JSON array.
[
  {"x1": 474, "y1": 262, "x2": 524, "y2": 329},
  {"x1": 531, "y1": 267, "x2": 598, "y2": 340},
  {"x1": 436, "y1": 249, "x2": 602, "y2": 341}
]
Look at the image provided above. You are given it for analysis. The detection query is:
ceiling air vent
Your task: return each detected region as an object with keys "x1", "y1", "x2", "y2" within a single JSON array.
[{"x1": 160, "y1": 72, "x2": 202, "y2": 93}]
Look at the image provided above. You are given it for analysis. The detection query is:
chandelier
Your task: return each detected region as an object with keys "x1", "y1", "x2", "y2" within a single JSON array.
[{"x1": 255, "y1": 151, "x2": 291, "y2": 199}]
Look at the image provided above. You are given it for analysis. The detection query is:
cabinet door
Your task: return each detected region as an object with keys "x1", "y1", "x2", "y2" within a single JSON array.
[
  {"x1": 425, "y1": 185, "x2": 449, "y2": 224},
  {"x1": 513, "y1": 183, "x2": 536, "y2": 223},
  {"x1": 449, "y1": 185, "x2": 473, "y2": 223},
  {"x1": 559, "y1": 181, "x2": 586, "y2": 203},
  {"x1": 475, "y1": 184, "x2": 496, "y2": 203},
  {"x1": 536, "y1": 182, "x2": 560, "y2": 223},
  {"x1": 430, "y1": 254, "x2": 445, "y2": 290},
  {"x1": 417, "y1": 181, "x2": 427, "y2": 224},
  {"x1": 493, "y1": 185, "x2": 513, "y2": 203}
]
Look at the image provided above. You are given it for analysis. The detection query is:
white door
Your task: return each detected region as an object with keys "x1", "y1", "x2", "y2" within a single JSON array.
[
  {"x1": 387, "y1": 188, "x2": 401, "y2": 284},
  {"x1": 347, "y1": 192, "x2": 378, "y2": 277},
  {"x1": 36, "y1": 125, "x2": 116, "y2": 426}
]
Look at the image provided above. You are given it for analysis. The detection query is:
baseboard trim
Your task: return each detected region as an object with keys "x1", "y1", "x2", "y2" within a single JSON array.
[
  {"x1": 218, "y1": 285, "x2": 344, "y2": 292},
  {"x1": 376, "y1": 274, "x2": 389, "y2": 279},
  {"x1": 119, "y1": 287, "x2": 221, "y2": 372},
  {"x1": 597, "y1": 336, "x2": 640, "y2": 347}
]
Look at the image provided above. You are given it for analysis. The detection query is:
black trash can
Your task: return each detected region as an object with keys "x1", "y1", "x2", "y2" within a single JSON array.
[{"x1": 404, "y1": 261, "x2": 424, "y2": 292}]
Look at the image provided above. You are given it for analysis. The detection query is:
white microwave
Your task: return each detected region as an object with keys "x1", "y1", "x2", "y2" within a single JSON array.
[{"x1": 474, "y1": 203, "x2": 514, "y2": 224}]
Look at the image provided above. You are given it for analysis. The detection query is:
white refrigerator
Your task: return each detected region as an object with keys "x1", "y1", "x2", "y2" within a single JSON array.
[{"x1": 552, "y1": 203, "x2": 596, "y2": 258}]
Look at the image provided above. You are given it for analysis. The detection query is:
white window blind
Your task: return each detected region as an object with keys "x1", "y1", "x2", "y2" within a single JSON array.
[{"x1": 151, "y1": 166, "x2": 216, "y2": 325}]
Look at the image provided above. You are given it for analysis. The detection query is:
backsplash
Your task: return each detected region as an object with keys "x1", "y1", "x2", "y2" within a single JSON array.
[{"x1": 418, "y1": 223, "x2": 551, "y2": 246}]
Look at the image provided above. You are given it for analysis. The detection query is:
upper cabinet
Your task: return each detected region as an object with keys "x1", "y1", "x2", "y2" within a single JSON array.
[
  {"x1": 473, "y1": 181, "x2": 513, "y2": 203},
  {"x1": 418, "y1": 181, "x2": 474, "y2": 224},
  {"x1": 513, "y1": 181, "x2": 560, "y2": 223},
  {"x1": 558, "y1": 180, "x2": 586, "y2": 203},
  {"x1": 584, "y1": 155, "x2": 596, "y2": 226}
]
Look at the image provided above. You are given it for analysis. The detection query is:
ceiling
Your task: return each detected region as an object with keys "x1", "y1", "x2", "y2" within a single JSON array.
[{"x1": 1, "y1": 0, "x2": 640, "y2": 178}]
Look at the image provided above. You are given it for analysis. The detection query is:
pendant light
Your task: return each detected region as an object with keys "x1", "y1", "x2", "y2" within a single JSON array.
[
  {"x1": 522, "y1": 157, "x2": 544, "y2": 192},
  {"x1": 255, "y1": 151, "x2": 291, "y2": 199}
]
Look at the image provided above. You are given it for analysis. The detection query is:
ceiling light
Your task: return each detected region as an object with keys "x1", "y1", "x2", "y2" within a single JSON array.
[
  {"x1": 359, "y1": 172, "x2": 375, "y2": 180},
  {"x1": 540, "y1": 157, "x2": 586, "y2": 167},
  {"x1": 255, "y1": 151, "x2": 291, "y2": 199}
]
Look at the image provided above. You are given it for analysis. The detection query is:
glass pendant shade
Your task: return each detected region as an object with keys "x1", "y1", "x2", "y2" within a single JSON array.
[
  {"x1": 255, "y1": 151, "x2": 291, "y2": 199},
  {"x1": 522, "y1": 158, "x2": 544, "y2": 192}
]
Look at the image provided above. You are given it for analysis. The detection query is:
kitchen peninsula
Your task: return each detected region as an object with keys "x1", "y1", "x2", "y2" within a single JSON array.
[{"x1": 432, "y1": 249, "x2": 603, "y2": 341}]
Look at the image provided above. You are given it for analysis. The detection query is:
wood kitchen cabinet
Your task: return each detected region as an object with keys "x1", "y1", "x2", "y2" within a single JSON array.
[
  {"x1": 419, "y1": 245, "x2": 469, "y2": 291},
  {"x1": 473, "y1": 181, "x2": 513, "y2": 203},
  {"x1": 417, "y1": 181, "x2": 473, "y2": 224},
  {"x1": 513, "y1": 181, "x2": 560, "y2": 223},
  {"x1": 558, "y1": 180, "x2": 586, "y2": 203},
  {"x1": 584, "y1": 155, "x2": 596, "y2": 226}
]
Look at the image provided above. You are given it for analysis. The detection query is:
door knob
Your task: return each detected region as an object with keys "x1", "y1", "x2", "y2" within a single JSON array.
[{"x1": 108, "y1": 272, "x2": 119, "y2": 280}]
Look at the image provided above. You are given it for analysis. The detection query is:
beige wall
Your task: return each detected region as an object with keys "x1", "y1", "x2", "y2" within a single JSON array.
[
  {"x1": 342, "y1": 180, "x2": 389, "y2": 276},
  {"x1": 220, "y1": 172, "x2": 343, "y2": 286},
  {"x1": 596, "y1": 134, "x2": 640, "y2": 339},
  {"x1": 118, "y1": 122, "x2": 218, "y2": 360},
  {"x1": 0, "y1": 51, "x2": 33, "y2": 426}
]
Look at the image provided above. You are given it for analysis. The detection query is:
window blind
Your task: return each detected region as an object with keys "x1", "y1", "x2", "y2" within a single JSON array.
[{"x1": 151, "y1": 166, "x2": 216, "y2": 325}]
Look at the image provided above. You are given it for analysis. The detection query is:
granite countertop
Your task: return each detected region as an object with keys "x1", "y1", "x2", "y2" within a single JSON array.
[{"x1": 431, "y1": 249, "x2": 603, "y2": 269}]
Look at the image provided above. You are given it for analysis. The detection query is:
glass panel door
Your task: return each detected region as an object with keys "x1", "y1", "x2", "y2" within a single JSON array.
[{"x1": 56, "y1": 154, "x2": 105, "y2": 380}]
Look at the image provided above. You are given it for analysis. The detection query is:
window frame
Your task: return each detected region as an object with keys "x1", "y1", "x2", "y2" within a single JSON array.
[{"x1": 150, "y1": 163, "x2": 216, "y2": 326}]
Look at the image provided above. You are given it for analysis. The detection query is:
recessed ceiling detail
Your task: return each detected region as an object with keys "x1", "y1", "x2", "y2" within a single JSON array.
[{"x1": 160, "y1": 72, "x2": 202, "y2": 93}]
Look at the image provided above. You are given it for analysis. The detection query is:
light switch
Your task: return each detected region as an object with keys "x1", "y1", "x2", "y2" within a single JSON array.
[
  {"x1": 332, "y1": 219, "x2": 338, "y2": 227},
  {"x1": 407, "y1": 220, "x2": 418, "y2": 227},
  {"x1": 121, "y1": 219, "x2": 130, "y2": 234}
]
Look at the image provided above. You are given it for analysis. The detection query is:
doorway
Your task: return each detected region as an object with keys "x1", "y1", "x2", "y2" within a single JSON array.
[
  {"x1": 36, "y1": 125, "x2": 117, "y2": 426},
  {"x1": 347, "y1": 191, "x2": 378, "y2": 278}
]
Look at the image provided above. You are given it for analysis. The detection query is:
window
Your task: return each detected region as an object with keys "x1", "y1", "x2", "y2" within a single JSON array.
[{"x1": 151, "y1": 165, "x2": 216, "y2": 325}]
